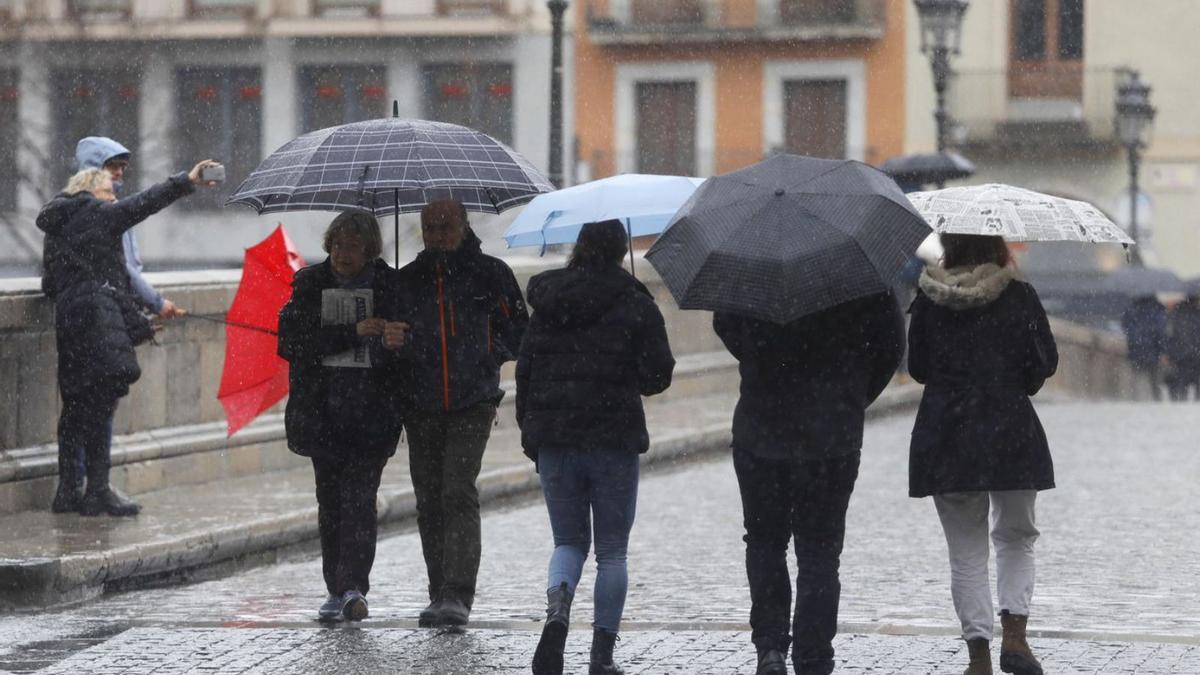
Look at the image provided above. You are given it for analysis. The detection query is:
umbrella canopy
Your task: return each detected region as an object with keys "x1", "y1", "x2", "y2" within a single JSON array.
[
  {"x1": 879, "y1": 151, "x2": 976, "y2": 188},
  {"x1": 503, "y1": 174, "x2": 706, "y2": 248},
  {"x1": 226, "y1": 117, "x2": 553, "y2": 216},
  {"x1": 217, "y1": 225, "x2": 306, "y2": 437},
  {"x1": 1100, "y1": 266, "x2": 1185, "y2": 297},
  {"x1": 908, "y1": 183, "x2": 1134, "y2": 244},
  {"x1": 646, "y1": 154, "x2": 933, "y2": 324}
]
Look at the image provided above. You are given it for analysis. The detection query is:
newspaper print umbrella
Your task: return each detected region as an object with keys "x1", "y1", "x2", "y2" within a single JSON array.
[
  {"x1": 646, "y1": 154, "x2": 933, "y2": 324},
  {"x1": 907, "y1": 183, "x2": 1134, "y2": 244}
]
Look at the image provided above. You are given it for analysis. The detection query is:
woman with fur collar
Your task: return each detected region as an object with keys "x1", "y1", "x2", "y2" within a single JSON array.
[{"x1": 907, "y1": 234, "x2": 1058, "y2": 675}]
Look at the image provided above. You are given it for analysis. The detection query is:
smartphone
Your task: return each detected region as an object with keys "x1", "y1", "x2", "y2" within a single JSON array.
[{"x1": 201, "y1": 164, "x2": 226, "y2": 183}]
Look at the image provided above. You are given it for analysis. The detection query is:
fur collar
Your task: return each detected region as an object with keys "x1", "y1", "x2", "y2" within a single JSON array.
[{"x1": 919, "y1": 263, "x2": 1014, "y2": 310}]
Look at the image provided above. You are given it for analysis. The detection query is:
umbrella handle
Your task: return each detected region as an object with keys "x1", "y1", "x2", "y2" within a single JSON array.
[
  {"x1": 627, "y1": 218, "x2": 635, "y2": 278},
  {"x1": 187, "y1": 313, "x2": 278, "y2": 337}
]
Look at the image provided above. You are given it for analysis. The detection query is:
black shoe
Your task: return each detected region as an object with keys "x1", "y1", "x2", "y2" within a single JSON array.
[
  {"x1": 532, "y1": 582, "x2": 573, "y2": 675},
  {"x1": 79, "y1": 485, "x2": 140, "y2": 517},
  {"x1": 51, "y1": 480, "x2": 84, "y2": 513},
  {"x1": 419, "y1": 598, "x2": 442, "y2": 627},
  {"x1": 341, "y1": 590, "x2": 368, "y2": 622},
  {"x1": 439, "y1": 595, "x2": 470, "y2": 626},
  {"x1": 755, "y1": 648, "x2": 787, "y2": 675},
  {"x1": 588, "y1": 628, "x2": 624, "y2": 675},
  {"x1": 317, "y1": 594, "x2": 342, "y2": 622}
]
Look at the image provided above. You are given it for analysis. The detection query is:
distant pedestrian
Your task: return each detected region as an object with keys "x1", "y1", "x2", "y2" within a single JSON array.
[
  {"x1": 907, "y1": 233, "x2": 1058, "y2": 675},
  {"x1": 39, "y1": 160, "x2": 218, "y2": 516},
  {"x1": 1120, "y1": 295, "x2": 1168, "y2": 400},
  {"x1": 393, "y1": 199, "x2": 529, "y2": 627},
  {"x1": 277, "y1": 212, "x2": 409, "y2": 622},
  {"x1": 714, "y1": 292, "x2": 904, "y2": 675},
  {"x1": 518, "y1": 220, "x2": 675, "y2": 675},
  {"x1": 1165, "y1": 293, "x2": 1200, "y2": 401}
]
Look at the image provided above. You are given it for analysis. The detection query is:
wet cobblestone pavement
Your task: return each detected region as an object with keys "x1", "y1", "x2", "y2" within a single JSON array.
[{"x1": 2, "y1": 401, "x2": 1198, "y2": 673}]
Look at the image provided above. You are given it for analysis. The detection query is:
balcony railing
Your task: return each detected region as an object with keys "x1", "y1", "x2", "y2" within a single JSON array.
[
  {"x1": 68, "y1": 0, "x2": 131, "y2": 21},
  {"x1": 585, "y1": 0, "x2": 885, "y2": 45},
  {"x1": 438, "y1": 0, "x2": 507, "y2": 16},
  {"x1": 946, "y1": 68, "x2": 1122, "y2": 152}
]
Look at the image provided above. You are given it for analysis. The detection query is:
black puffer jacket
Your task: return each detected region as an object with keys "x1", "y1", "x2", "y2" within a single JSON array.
[
  {"x1": 516, "y1": 266, "x2": 675, "y2": 462},
  {"x1": 714, "y1": 291, "x2": 905, "y2": 461},
  {"x1": 277, "y1": 258, "x2": 405, "y2": 458},
  {"x1": 37, "y1": 173, "x2": 194, "y2": 399},
  {"x1": 393, "y1": 230, "x2": 529, "y2": 413},
  {"x1": 907, "y1": 264, "x2": 1058, "y2": 497}
]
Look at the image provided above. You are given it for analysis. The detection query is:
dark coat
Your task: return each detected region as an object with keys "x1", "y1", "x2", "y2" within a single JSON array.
[
  {"x1": 1166, "y1": 298, "x2": 1200, "y2": 373},
  {"x1": 907, "y1": 268, "x2": 1058, "y2": 498},
  {"x1": 393, "y1": 230, "x2": 529, "y2": 413},
  {"x1": 515, "y1": 266, "x2": 675, "y2": 462},
  {"x1": 714, "y1": 291, "x2": 905, "y2": 461},
  {"x1": 37, "y1": 174, "x2": 194, "y2": 399},
  {"x1": 1121, "y1": 297, "x2": 1168, "y2": 369},
  {"x1": 277, "y1": 258, "x2": 405, "y2": 458}
]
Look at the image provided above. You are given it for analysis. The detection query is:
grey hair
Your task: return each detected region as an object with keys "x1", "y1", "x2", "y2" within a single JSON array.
[
  {"x1": 323, "y1": 211, "x2": 383, "y2": 260},
  {"x1": 64, "y1": 168, "x2": 112, "y2": 196}
]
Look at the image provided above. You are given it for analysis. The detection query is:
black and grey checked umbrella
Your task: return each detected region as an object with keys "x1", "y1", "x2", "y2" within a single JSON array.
[
  {"x1": 646, "y1": 154, "x2": 932, "y2": 324},
  {"x1": 226, "y1": 110, "x2": 554, "y2": 262},
  {"x1": 228, "y1": 117, "x2": 552, "y2": 215}
]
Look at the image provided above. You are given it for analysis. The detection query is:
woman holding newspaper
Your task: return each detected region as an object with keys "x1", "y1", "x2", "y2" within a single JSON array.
[{"x1": 277, "y1": 212, "x2": 409, "y2": 623}]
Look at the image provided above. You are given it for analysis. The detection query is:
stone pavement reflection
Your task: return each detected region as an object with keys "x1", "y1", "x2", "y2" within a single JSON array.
[{"x1": 2, "y1": 401, "x2": 1198, "y2": 674}]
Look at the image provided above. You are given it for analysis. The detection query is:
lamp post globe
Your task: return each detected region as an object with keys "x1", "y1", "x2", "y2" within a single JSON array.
[{"x1": 1115, "y1": 70, "x2": 1156, "y2": 264}]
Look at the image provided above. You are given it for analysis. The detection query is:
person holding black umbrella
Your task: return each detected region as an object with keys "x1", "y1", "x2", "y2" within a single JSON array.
[
  {"x1": 907, "y1": 233, "x2": 1058, "y2": 675},
  {"x1": 277, "y1": 212, "x2": 409, "y2": 622},
  {"x1": 393, "y1": 199, "x2": 529, "y2": 627}
]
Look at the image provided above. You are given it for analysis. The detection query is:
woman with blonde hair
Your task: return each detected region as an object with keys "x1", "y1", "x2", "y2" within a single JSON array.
[{"x1": 38, "y1": 160, "x2": 218, "y2": 516}]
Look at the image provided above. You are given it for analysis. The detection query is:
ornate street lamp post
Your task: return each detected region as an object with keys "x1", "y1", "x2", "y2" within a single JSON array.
[
  {"x1": 547, "y1": 0, "x2": 569, "y2": 188},
  {"x1": 1115, "y1": 69, "x2": 1156, "y2": 266},
  {"x1": 914, "y1": 0, "x2": 968, "y2": 184}
]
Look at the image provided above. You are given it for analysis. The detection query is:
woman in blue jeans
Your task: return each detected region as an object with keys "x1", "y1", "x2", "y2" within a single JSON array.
[{"x1": 516, "y1": 220, "x2": 675, "y2": 675}]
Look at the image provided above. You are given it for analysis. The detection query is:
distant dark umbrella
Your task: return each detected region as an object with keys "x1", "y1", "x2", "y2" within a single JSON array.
[
  {"x1": 1183, "y1": 276, "x2": 1200, "y2": 297},
  {"x1": 1100, "y1": 266, "x2": 1184, "y2": 297},
  {"x1": 226, "y1": 105, "x2": 553, "y2": 264},
  {"x1": 879, "y1": 151, "x2": 976, "y2": 189},
  {"x1": 646, "y1": 154, "x2": 932, "y2": 324}
]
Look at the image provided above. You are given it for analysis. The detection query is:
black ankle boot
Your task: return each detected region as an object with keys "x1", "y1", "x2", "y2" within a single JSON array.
[
  {"x1": 51, "y1": 479, "x2": 85, "y2": 513},
  {"x1": 755, "y1": 648, "x2": 787, "y2": 675},
  {"x1": 588, "y1": 628, "x2": 623, "y2": 675},
  {"x1": 80, "y1": 485, "x2": 140, "y2": 517},
  {"x1": 532, "y1": 582, "x2": 573, "y2": 675}
]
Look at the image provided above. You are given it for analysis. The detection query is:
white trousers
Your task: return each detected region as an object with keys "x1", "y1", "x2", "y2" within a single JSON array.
[{"x1": 933, "y1": 490, "x2": 1039, "y2": 641}]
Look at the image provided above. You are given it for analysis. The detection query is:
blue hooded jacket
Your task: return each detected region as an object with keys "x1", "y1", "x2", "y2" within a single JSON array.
[{"x1": 73, "y1": 137, "x2": 164, "y2": 313}]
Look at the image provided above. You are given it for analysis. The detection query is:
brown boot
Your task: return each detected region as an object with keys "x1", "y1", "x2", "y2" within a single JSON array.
[
  {"x1": 964, "y1": 638, "x2": 992, "y2": 675},
  {"x1": 999, "y1": 612, "x2": 1043, "y2": 675}
]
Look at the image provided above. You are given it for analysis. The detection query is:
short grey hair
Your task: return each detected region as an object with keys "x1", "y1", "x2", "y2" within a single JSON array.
[
  {"x1": 64, "y1": 168, "x2": 112, "y2": 196},
  {"x1": 323, "y1": 211, "x2": 383, "y2": 260}
]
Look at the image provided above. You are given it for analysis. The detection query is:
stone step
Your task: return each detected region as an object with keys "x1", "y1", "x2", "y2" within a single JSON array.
[
  {"x1": 0, "y1": 351, "x2": 739, "y2": 516},
  {"x1": 0, "y1": 385, "x2": 923, "y2": 610}
]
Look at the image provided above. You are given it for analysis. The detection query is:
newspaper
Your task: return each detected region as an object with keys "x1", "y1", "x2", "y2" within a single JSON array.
[
  {"x1": 321, "y1": 288, "x2": 374, "y2": 368},
  {"x1": 907, "y1": 184, "x2": 1134, "y2": 244}
]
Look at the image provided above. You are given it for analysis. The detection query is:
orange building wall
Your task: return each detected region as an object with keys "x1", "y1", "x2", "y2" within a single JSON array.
[{"x1": 574, "y1": 0, "x2": 908, "y2": 179}]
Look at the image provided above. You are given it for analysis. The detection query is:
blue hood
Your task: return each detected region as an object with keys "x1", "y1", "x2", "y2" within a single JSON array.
[{"x1": 75, "y1": 136, "x2": 131, "y2": 170}]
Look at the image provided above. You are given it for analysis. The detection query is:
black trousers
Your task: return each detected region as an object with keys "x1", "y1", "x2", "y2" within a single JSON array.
[
  {"x1": 405, "y1": 402, "x2": 496, "y2": 606},
  {"x1": 733, "y1": 448, "x2": 861, "y2": 675},
  {"x1": 312, "y1": 453, "x2": 389, "y2": 597},
  {"x1": 57, "y1": 391, "x2": 120, "y2": 489}
]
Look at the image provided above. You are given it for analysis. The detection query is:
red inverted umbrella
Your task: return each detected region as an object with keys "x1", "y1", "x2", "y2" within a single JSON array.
[{"x1": 217, "y1": 225, "x2": 306, "y2": 436}]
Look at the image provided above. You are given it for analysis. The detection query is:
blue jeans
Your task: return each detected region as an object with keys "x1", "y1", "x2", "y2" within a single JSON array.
[{"x1": 538, "y1": 449, "x2": 639, "y2": 632}]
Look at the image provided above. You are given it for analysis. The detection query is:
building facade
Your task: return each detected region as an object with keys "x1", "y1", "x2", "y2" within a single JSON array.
[
  {"x1": 904, "y1": 0, "x2": 1200, "y2": 278},
  {"x1": 0, "y1": 0, "x2": 565, "y2": 273},
  {"x1": 572, "y1": 0, "x2": 909, "y2": 185}
]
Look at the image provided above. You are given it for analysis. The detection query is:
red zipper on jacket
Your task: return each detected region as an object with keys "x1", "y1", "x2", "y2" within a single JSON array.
[{"x1": 436, "y1": 264, "x2": 451, "y2": 412}]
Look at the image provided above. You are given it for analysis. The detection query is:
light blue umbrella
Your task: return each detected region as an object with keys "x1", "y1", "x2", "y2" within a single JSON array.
[{"x1": 503, "y1": 174, "x2": 706, "y2": 250}]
